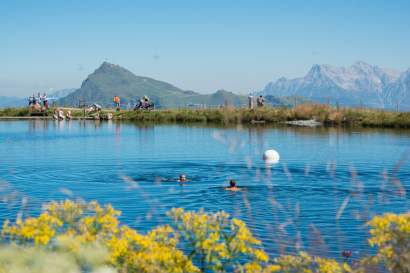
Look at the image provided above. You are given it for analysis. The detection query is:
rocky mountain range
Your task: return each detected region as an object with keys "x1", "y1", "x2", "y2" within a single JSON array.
[
  {"x1": 258, "y1": 61, "x2": 410, "y2": 110},
  {"x1": 4, "y1": 61, "x2": 408, "y2": 110}
]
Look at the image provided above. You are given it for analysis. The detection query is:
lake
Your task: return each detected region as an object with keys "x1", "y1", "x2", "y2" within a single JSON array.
[{"x1": 0, "y1": 120, "x2": 409, "y2": 260}]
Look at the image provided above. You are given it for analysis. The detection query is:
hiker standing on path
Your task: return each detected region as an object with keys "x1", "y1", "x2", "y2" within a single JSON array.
[{"x1": 114, "y1": 96, "x2": 121, "y2": 111}]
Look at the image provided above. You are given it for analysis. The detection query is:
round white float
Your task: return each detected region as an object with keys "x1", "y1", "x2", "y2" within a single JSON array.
[{"x1": 263, "y1": 149, "x2": 280, "y2": 164}]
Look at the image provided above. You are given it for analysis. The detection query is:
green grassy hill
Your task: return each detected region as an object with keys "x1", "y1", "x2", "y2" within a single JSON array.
[{"x1": 58, "y1": 62, "x2": 248, "y2": 108}]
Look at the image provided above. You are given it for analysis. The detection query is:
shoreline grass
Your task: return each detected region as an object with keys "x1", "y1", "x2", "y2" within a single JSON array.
[{"x1": 1, "y1": 104, "x2": 410, "y2": 128}]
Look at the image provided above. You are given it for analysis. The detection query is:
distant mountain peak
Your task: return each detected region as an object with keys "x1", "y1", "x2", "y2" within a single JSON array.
[
  {"x1": 309, "y1": 64, "x2": 322, "y2": 72},
  {"x1": 306, "y1": 64, "x2": 332, "y2": 82},
  {"x1": 259, "y1": 62, "x2": 410, "y2": 109},
  {"x1": 58, "y1": 62, "x2": 247, "y2": 108},
  {"x1": 100, "y1": 61, "x2": 116, "y2": 68},
  {"x1": 49, "y1": 88, "x2": 76, "y2": 99},
  {"x1": 215, "y1": 89, "x2": 232, "y2": 94},
  {"x1": 306, "y1": 64, "x2": 321, "y2": 77},
  {"x1": 95, "y1": 62, "x2": 126, "y2": 74}
]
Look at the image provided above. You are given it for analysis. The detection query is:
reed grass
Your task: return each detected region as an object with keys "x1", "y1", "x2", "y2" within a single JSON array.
[{"x1": 116, "y1": 104, "x2": 410, "y2": 128}]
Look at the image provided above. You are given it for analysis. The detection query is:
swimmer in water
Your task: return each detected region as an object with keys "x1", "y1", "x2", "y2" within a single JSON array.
[
  {"x1": 225, "y1": 179, "x2": 240, "y2": 191},
  {"x1": 178, "y1": 174, "x2": 187, "y2": 183}
]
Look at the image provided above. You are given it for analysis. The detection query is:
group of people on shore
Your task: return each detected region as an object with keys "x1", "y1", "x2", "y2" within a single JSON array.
[
  {"x1": 178, "y1": 174, "x2": 240, "y2": 191},
  {"x1": 113, "y1": 95, "x2": 154, "y2": 111},
  {"x1": 135, "y1": 95, "x2": 154, "y2": 110},
  {"x1": 28, "y1": 93, "x2": 49, "y2": 110}
]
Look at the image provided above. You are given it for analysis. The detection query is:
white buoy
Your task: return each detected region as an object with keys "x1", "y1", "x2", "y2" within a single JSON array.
[{"x1": 263, "y1": 149, "x2": 280, "y2": 164}]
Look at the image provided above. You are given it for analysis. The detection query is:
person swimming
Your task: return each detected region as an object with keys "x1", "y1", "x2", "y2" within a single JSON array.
[
  {"x1": 178, "y1": 174, "x2": 187, "y2": 183},
  {"x1": 225, "y1": 179, "x2": 240, "y2": 191}
]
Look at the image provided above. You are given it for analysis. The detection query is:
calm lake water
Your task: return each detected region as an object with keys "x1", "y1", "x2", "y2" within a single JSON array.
[{"x1": 0, "y1": 120, "x2": 409, "y2": 260}]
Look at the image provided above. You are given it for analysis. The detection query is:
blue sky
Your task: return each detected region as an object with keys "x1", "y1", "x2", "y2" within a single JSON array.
[{"x1": 1, "y1": 0, "x2": 409, "y2": 97}]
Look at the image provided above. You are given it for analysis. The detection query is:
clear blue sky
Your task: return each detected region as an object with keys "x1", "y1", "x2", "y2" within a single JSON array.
[{"x1": 1, "y1": 0, "x2": 409, "y2": 97}]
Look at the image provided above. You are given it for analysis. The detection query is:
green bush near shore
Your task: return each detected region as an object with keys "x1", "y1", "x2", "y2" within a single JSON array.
[{"x1": 2, "y1": 104, "x2": 410, "y2": 128}]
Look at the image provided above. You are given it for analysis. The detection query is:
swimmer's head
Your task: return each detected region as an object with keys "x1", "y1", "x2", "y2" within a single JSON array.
[
  {"x1": 179, "y1": 174, "x2": 187, "y2": 182},
  {"x1": 229, "y1": 179, "x2": 236, "y2": 188}
]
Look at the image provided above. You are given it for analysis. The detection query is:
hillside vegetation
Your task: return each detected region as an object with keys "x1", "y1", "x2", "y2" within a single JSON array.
[{"x1": 58, "y1": 62, "x2": 248, "y2": 108}]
